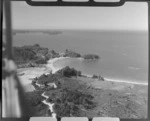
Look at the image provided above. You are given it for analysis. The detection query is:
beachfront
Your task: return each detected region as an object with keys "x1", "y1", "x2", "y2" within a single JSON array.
[
  {"x1": 17, "y1": 57, "x2": 69, "y2": 91},
  {"x1": 17, "y1": 56, "x2": 148, "y2": 118},
  {"x1": 17, "y1": 56, "x2": 148, "y2": 92}
]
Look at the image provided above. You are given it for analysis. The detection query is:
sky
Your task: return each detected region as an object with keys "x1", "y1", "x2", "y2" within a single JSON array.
[{"x1": 3, "y1": 1, "x2": 148, "y2": 31}]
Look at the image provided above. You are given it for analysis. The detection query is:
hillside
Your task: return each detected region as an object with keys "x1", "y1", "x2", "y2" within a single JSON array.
[
  {"x1": 24, "y1": 66, "x2": 147, "y2": 118},
  {"x1": 13, "y1": 44, "x2": 59, "y2": 68}
]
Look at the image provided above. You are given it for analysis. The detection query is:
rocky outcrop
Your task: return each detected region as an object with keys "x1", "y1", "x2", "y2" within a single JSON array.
[
  {"x1": 83, "y1": 54, "x2": 100, "y2": 60},
  {"x1": 64, "y1": 49, "x2": 81, "y2": 58}
]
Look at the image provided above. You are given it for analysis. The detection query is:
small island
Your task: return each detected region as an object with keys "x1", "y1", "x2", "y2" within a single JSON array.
[
  {"x1": 63, "y1": 49, "x2": 100, "y2": 60},
  {"x1": 3, "y1": 29, "x2": 63, "y2": 36},
  {"x1": 83, "y1": 54, "x2": 100, "y2": 60}
]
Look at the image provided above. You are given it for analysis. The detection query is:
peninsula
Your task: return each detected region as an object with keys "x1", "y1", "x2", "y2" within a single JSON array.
[{"x1": 16, "y1": 44, "x2": 148, "y2": 118}]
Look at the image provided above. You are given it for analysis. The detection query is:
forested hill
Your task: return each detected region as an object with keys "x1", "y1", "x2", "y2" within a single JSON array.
[
  {"x1": 13, "y1": 44, "x2": 59, "y2": 68},
  {"x1": 13, "y1": 44, "x2": 100, "y2": 68}
]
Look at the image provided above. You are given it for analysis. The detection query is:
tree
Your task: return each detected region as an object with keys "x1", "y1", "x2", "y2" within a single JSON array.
[
  {"x1": 92, "y1": 74, "x2": 98, "y2": 79},
  {"x1": 33, "y1": 44, "x2": 40, "y2": 48},
  {"x1": 57, "y1": 66, "x2": 81, "y2": 77}
]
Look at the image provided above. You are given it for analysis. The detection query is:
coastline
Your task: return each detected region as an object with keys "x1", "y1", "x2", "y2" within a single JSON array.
[
  {"x1": 17, "y1": 67, "x2": 47, "y2": 92},
  {"x1": 105, "y1": 78, "x2": 148, "y2": 86},
  {"x1": 17, "y1": 56, "x2": 148, "y2": 92},
  {"x1": 81, "y1": 73, "x2": 148, "y2": 86},
  {"x1": 18, "y1": 56, "x2": 148, "y2": 118},
  {"x1": 49, "y1": 57, "x2": 148, "y2": 86},
  {"x1": 17, "y1": 57, "x2": 72, "y2": 92},
  {"x1": 46, "y1": 56, "x2": 83, "y2": 74},
  {"x1": 46, "y1": 57, "x2": 71, "y2": 74}
]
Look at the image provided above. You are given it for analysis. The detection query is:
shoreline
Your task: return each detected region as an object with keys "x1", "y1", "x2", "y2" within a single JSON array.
[
  {"x1": 17, "y1": 56, "x2": 148, "y2": 118},
  {"x1": 47, "y1": 57, "x2": 71, "y2": 74},
  {"x1": 47, "y1": 56, "x2": 83, "y2": 74},
  {"x1": 105, "y1": 78, "x2": 148, "y2": 86},
  {"x1": 17, "y1": 56, "x2": 148, "y2": 92},
  {"x1": 49, "y1": 57, "x2": 148, "y2": 86},
  {"x1": 81, "y1": 73, "x2": 148, "y2": 86},
  {"x1": 17, "y1": 67, "x2": 47, "y2": 92}
]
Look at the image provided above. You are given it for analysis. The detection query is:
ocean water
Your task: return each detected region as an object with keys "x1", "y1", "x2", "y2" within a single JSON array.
[{"x1": 12, "y1": 30, "x2": 148, "y2": 83}]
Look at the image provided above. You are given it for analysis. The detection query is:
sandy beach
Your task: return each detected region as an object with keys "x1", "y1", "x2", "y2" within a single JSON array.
[
  {"x1": 17, "y1": 57, "x2": 69, "y2": 92},
  {"x1": 46, "y1": 57, "x2": 71, "y2": 74},
  {"x1": 105, "y1": 78, "x2": 148, "y2": 86},
  {"x1": 17, "y1": 67, "x2": 47, "y2": 92}
]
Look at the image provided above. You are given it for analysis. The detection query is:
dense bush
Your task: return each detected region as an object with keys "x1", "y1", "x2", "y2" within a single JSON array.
[
  {"x1": 25, "y1": 90, "x2": 44, "y2": 106},
  {"x1": 99, "y1": 75, "x2": 105, "y2": 81},
  {"x1": 13, "y1": 47, "x2": 36, "y2": 64},
  {"x1": 34, "y1": 58, "x2": 47, "y2": 64},
  {"x1": 92, "y1": 75, "x2": 98, "y2": 79},
  {"x1": 57, "y1": 66, "x2": 82, "y2": 77},
  {"x1": 50, "y1": 50, "x2": 59, "y2": 58},
  {"x1": 13, "y1": 44, "x2": 59, "y2": 66},
  {"x1": 53, "y1": 88, "x2": 96, "y2": 117},
  {"x1": 37, "y1": 74, "x2": 61, "y2": 85},
  {"x1": 92, "y1": 74, "x2": 105, "y2": 81}
]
